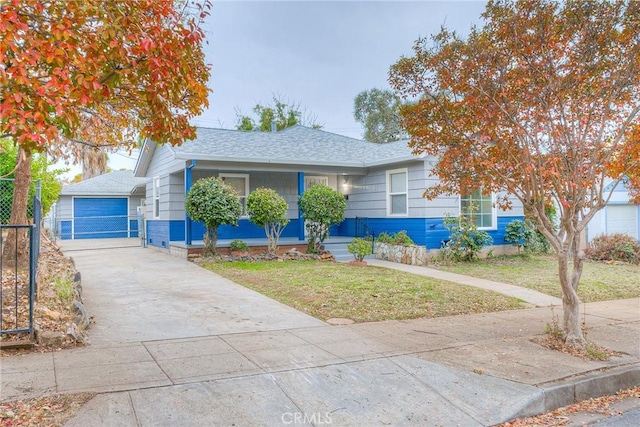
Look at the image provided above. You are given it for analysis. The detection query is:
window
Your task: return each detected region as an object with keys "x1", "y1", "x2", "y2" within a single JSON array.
[
  {"x1": 304, "y1": 176, "x2": 329, "y2": 191},
  {"x1": 220, "y1": 173, "x2": 249, "y2": 216},
  {"x1": 386, "y1": 169, "x2": 408, "y2": 216},
  {"x1": 152, "y1": 177, "x2": 160, "y2": 218},
  {"x1": 460, "y1": 188, "x2": 496, "y2": 229}
]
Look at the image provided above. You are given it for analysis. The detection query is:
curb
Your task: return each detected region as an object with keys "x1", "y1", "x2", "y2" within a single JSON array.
[{"x1": 509, "y1": 363, "x2": 640, "y2": 421}]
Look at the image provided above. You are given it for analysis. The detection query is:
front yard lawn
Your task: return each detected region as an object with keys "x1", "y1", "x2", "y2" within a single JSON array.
[
  {"x1": 203, "y1": 260, "x2": 524, "y2": 322},
  {"x1": 434, "y1": 255, "x2": 640, "y2": 302}
]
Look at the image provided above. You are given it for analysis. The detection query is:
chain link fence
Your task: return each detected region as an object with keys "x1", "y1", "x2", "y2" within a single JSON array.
[
  {"x1": 55, "y1": 214, "x2": 140, "y2": 239},
  {"x1": 1, "y1": 178, "x2": 37, "y2": 225}
]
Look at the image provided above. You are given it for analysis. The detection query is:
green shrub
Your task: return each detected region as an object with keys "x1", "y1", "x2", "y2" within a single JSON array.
[
  {"x1": 505, "y1": 219, "x2": 533, "y2": 254},
  {"x1": 247, "y1": 187, "x2": 290, "y2": 254},
  {"x1": 185, "y1": 177, "x2": 242, "y2": 255},
  {"x1": 376, "y1": 230, "x2": 415, "y2": 246},
  {"x1": 229, "y1": 239, "x2": 249, "y2": 252},
  {"x1": 299, "y1": 185, "x2": 346, "y2": 253},
  {"x1": 347, "y1": 238, "x2": 373, "y2": 262},
  {"x1": 585, "y1": 234, "x2": 640, "y2": 264},
  {"x1": 441, "y1": 213, "x2": 493, "y2": 261}
]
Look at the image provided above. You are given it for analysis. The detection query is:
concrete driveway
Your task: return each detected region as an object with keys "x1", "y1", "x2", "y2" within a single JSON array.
[{"x1": 58, "y1": 239, "x2": 325, "y2": 345}]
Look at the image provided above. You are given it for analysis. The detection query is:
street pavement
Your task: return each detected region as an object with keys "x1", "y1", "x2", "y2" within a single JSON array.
[{"x1": 0, "y1": 239, "x2": 638, "y2": 426}]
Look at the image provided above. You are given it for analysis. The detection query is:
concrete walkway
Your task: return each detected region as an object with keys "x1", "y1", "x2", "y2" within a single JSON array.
[
  {"x1": 366, "y1": 259, "x2": 563, "y2": 307},
  {"x1": 1, "y1": 242, "x2": 638, "y2": 426}
]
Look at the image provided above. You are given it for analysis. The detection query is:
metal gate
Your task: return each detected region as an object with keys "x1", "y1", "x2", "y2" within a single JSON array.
[{"x1": 1, "y1": 178, "x2": 41, "y2": 340}]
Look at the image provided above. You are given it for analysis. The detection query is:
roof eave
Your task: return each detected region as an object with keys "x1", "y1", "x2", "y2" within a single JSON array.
[{"x1": 174, "y1": 153, "x2": 366, "y2": 169}]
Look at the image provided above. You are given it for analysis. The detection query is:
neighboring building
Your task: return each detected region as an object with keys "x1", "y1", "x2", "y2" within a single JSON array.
[
  {"x1": 55, "y1": 170, "x2": 147, "y2": 239},
  {"x1": 587, "y1": 180, "x2": 640, "y2": 243},
  {"x1": 134, "y1": 125, "x2": 525, "y2": 251}
]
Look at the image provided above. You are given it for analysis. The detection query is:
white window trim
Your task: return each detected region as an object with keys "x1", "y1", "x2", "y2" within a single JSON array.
[
  {"x1": 152, "y1": 176, "x2": 160, "y2": 219},
  {"x1": 459, "y1": 189, "x2": 497, "y2": 231},
  {"x1": 386, "y1": 168, "x2": 409, "y2": 217},
  {"x1": 219, "y1": 173, "x2": 250, "y2": 217}
]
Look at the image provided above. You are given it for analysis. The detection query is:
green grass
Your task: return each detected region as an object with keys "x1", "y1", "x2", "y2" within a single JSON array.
[
  {"x1": 434, "y1": 255, "x2": 640, "y2": 302},
  {"x1": 203, "y1": 260, "x2": 524, "y2": 322}
]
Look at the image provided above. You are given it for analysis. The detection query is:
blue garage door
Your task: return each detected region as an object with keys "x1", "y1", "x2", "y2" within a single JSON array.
[{"x1": 73, "y1": 198, "x2": 128, "y2": 239}]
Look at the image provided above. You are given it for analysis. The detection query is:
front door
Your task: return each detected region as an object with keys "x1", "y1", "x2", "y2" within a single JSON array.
[{"x1": 303, "y1": 176, "x2": 329, "y2": 236}]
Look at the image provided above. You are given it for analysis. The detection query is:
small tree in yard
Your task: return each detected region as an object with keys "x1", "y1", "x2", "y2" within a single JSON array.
[
  {"x1": 299, "y1": 185, "x2": 346, "y2": 253},
  {"x1": 347, "y1": 238, "x2": 373, "y2": 262},
  {"x1": 185, "y1": 177, "x2": 242, "y2": 256},
  {"x1": 247, "y1": 187, "x2": 290, "y2": 255},
  {"x1": 441, "y1": 213, "x2": 493, "y2": 262},
  {"x1": 390, "y1": 0, "x2": 640, "y2": 348}
]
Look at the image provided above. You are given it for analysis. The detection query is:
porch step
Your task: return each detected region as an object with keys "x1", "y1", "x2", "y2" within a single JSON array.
[{"x1": 322, "y1": 241, "x2": 374, "y2": 263}]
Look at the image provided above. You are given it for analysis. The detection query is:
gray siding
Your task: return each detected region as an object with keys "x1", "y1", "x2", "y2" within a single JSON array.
[
  {"x1": 186, "y1": 170, "x2": 339, "y2": 219},
  {"x1": 344, "y1": 161, "x2": 428, "y2": 218},
  {"x1": 343, "y1": 160, "x2": 523, "y2": 220},
  {"x1": 55, "y1": 196, "x2": 73, "y2": 221},
  {"x1": 146, "y1": 144, "x2": 183, "y2": 177}
]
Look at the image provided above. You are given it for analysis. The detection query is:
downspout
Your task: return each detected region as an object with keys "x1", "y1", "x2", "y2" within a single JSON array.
[
  {"x1": 185, "y1": 160, "x2": 196, "y2": 245},
  {"x1": 298, "y1": 171, "x2": 305, "y2": 240}
]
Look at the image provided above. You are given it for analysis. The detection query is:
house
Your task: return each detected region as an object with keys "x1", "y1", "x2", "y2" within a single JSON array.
[
  {"x1": 55, "y1": 170, "x2": 147, "y2": 239},
  {"x1": 133, "y1": 125, "x2": 525, "y2": 253},
  {"x1": 586, "y1": 180, "x2": 640, "y2": 243}
]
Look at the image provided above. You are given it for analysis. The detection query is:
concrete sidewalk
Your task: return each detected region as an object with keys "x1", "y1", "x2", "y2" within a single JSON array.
[{"x1": 1, "y1": 299, "x2": 638, "y2": 426}]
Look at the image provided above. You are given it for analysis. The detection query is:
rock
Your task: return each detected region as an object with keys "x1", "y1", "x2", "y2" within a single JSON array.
[
  {"x1": 73, "y1": 281, "x2": 82, "y2": 300},
  {"x1": 72, "y1": 301, "x2": 90, "y2": 329},
  {"x1": 35, "y1": 306, "x2": 62, "y2": 321},
  {"x1": 66, "y1": 322, "x2": 85, "y2": 343},
  {"x1": 318, "y1": 250, "x2": 335, "y2": 262},
  {"x1": 73, "y1": 271, "x2": 81, "y2": 283},
  {"x1": 37, "y1": 330, "x2": 66, "y2": 347}
]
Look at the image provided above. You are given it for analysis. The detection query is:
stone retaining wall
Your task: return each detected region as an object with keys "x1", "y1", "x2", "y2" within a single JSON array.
[{"x1": 374, "y1": 243, "x2": 428, "y2": 266}]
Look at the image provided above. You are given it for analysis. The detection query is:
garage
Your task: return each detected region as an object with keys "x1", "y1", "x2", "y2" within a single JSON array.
[
  {"x1": 55, "y1": 171, "x2": 147, "y2": 240},
  {"x1": 73, "y1": 197, "x2": 129, "y2": 239},
  {"x1": 606, "y1": 204, "x2": 639, "y2": 240}
]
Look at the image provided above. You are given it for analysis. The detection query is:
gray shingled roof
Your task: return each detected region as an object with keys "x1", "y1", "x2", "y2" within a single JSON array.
[
  {"x1": 61, "y1": 170, "x2": 148, "y2": 196},
  {"x1": 171, "y1": 125, "x2": 419, "y2": 167}
]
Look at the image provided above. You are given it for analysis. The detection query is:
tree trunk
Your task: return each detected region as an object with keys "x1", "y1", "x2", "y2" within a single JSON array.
[
  {"x1": 557, "y1": 247, "x2": 586, "y2": 348},
  {"x1": 203, "y1": 226, "x2": 217, "y2": 256},
  {"x1": 2, "y1": 148, "x2": 32, "y2": 270},
  {"x1": 82, "y1": 148, "x2": 107, "y2": 180}
]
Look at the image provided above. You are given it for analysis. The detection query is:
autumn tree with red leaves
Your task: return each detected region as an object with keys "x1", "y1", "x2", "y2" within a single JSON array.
[
  {"x1": 390, "y1": 0, "x2": 640, "y2": 348},
  {"x1": 1, "y1": 0, "x2": 211, "y2": 264}
]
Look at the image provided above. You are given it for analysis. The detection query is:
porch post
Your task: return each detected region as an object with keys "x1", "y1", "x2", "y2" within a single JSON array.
[
  {"x1": 185, "y1": 160, "x2": 196, "y2": 245},
  {"x1": 297, "y1": 171, "x2": 305, "y2": 241}
]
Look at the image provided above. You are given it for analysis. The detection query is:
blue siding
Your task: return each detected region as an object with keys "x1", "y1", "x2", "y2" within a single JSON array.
[
  {"x1": 153, "y1": 215, "x2": 524, "y2": 250},
  {"x1": 170, "y1": 220, "x2": 185, "y2": 241},
  {"x1": 73, "y1": 198, "x2": 128, "y2": 239},
  {"x1": 147, "y1": 220, "x2": 170, "y2": 248},
  {"x1": 190, "y1": 219, "x2": 301, "y2": 241},
  {"x1": 334, "y1": 216, "x2": 525, "y2": 249}
]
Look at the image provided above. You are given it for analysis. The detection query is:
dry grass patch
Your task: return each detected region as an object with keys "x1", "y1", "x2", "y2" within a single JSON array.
[
  {"x1": 203, "y1": 260, "x2": 524, "y2": 322},
  {"x1": 434, "y1": 255, "x2": 640, "y2": 302},
  {"x1": 0, "y1": 392, "x2": 95, "y2": 426}
]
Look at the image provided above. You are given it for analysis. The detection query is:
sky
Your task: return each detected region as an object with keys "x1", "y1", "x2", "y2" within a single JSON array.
[{"x1": 100, "y1": 0, "x2": 488, "y2": 175}]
